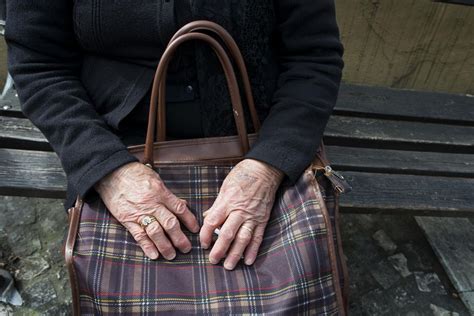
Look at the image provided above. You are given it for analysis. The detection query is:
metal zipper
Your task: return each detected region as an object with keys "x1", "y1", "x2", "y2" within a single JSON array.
[{"x1": 321, "y1": 165, "x2": 353, "y2": 194}]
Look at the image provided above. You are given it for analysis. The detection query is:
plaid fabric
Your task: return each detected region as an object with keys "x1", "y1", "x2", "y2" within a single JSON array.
[
  {"x1": 72, "y1": 164, "x2": 346, "y2": 315},
  {"x1": 315, "y1": 169, "x2": 349, "y2": 305}
]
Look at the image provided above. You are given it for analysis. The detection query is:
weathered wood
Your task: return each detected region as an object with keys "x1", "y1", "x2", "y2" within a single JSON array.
[
  {"x1": 0, "y1": 80, "x2": 23, "y2": 117},
  {"x1": 0, "y1": 148, "x2": 66, "y2": 198},
  {"x1": 335, "y1": 84, "x2": 474, "y2": 125},
  {"x1": 416, "y1": 217, "x2": 474, "y2": 313},
  {"x1": 0, "y1": 99, "x2": 23, "y2": 118},
  {"x1": 0, "y1": 116, "x2": 51, "y2": 150},
  {"x1": 338, "y1": 171, "x2": 474, "y2": 216},
  {"x1": 9, "y1": 83, "x2": 473, "y2": 125},
  {"x1": 325, "y1": 116, "x2": 474, "y2": 153},
  {"x1": 326, "y1": 146, "x2": 474, "y2": 178},
  {"x1": 2, "y1": 147, "x2": 473, "y2": 217},
  {"x1": 5, "y1": 114, "x2": 474, "y2": 153}
]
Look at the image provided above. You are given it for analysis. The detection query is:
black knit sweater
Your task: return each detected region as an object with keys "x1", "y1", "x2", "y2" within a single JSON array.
[{"x1": 6, "y1": 0, "x2": 344, "y2": 211}]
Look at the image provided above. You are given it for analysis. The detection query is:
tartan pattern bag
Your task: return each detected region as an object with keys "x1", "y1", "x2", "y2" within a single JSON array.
[{"x1": 63, "y1": 21, "x2": 350, "y2": 315}]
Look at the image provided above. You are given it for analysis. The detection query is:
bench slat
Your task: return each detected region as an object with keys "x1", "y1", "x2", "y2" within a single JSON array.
[
  {"x1": 325, "y1": 116, "x2": 474, "y2": 152},
  {"x1": 339, "y1": 171, "x2": 474, "y2": 216},
  {"x1": 3, "y1": 115, "x2": 473, "y2": 153},
  {"x1": 0, "y1": 148, "x2": 66, "y2": 198},
  {"x1": 0, "y1": 116, "x2": 51, "y2": 150},
  {"x1": 0, "y1": 99, "x2": 23, "y2": 118},
  {"x1": 335, "y1": 84, "x2": 474, "y2": 125},
  {"x1": 2, "y1": 148, "x2": 473, "y2": 216},
  {"x1": 4, "y1": 84, "x2": 474, "y2": 124},
  {"x1": 326, "y1": 146, "x2": 474, "y2": 177}
]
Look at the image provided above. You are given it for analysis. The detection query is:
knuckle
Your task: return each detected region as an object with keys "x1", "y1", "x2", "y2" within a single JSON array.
[
  {"x1": 154, "y1": 204, "x2": 168, "y2": 217},
  {"x1": 162, "y1": 216, "x2": 179, "y2": 231},
  {"x1": 220, "y1": 229, "x2": 234, "y2": 241},
  {"x1": 133, "y1": 231, "x2": 149, "y2": 244},
  {"x1": 154, "y1": 184, "x2": 171, "y2": 200},
  {"x1": 227, "y1": 252, "x2": 242, "y2": 261},
  {"x1": 205, "y1": 212, "x2": 221, "y2": 227},
  {"x1": 159, "y1": 187, "x2": 173, "y2": 200},
  {"x1": 252, "y1": 234, "x2": 264, "y2": 244},
  {"x1": 237, "y1": 230, "x2": 252, "y2": 243},
  {"x1": 147, "y1": 223, "x2": 163, "y2": 236},
  {"x1": 173, "y1": 199, "x2": 187, "y2": 215},
  {"x1": 206, "y1": 217, "x2": 219, "y2": 227}
]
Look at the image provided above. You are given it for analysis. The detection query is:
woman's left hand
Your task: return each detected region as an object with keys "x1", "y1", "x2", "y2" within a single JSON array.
[{"x1": 199, "y1": 158, "x2": 285, "y2": 270}]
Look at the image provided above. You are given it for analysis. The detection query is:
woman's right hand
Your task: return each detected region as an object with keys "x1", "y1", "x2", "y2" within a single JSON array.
[{"x1": 93, "y1": 162, "x2": 200, "y2": 260}]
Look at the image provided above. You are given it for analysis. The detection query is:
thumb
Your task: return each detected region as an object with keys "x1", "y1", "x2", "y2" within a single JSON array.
[{"x1": 200, "y1": 204, "x2": 227, "y2": 249}]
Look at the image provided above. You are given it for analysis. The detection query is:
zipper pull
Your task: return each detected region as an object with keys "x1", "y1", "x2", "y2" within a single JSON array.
[{"x1": 323, "y1": 166, "x2": 352, "y2": 194}]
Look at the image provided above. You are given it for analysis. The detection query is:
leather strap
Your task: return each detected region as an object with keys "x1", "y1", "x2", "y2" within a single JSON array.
[
  {"x1": 158, "y1": 20, "x2": 261, "y2": 138},
  {"x1": 144, "y1": 32, "x2": 250, "y2": 166},
  {"x1": 65, "y1": 197, "x2": 84, "y2": 316}
]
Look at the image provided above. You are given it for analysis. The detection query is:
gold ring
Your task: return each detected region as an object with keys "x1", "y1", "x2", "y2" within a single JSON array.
[
  {"x1": 240, "y1": 225, "x2": 253, "y2": 234},
  {"x1": 139, "y1": 215, "x2": 157, "y2": 229}
]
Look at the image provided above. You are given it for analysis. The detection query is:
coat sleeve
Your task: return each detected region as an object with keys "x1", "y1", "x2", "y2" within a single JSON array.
[
  {"x1": 244, "y1": 0, "x2": 344, "y2": 184},
  {"x1": 5, "y1": 0, "x2": 139, "y2": 204}
]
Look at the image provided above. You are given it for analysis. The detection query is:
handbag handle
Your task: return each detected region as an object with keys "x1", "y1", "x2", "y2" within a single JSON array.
[
  {"x1": 154, "y1": 20, "x2": 261, "y2": 140},
  {"x1": 143, "y1": 32, "x2": 250, "y2": 166},
  {"x1": 154, "y1": 20, "x2": 261, "y2": 142}
]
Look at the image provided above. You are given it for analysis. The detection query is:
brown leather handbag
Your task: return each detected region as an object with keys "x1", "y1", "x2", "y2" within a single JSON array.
[{"x1": 64, "y1": 20, "x2": 351, "y2": 315}]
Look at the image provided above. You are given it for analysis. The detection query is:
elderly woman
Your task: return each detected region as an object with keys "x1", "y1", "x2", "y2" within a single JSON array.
[{"x1": 6, "y1": 1, "x2": 343, "y2": 271}]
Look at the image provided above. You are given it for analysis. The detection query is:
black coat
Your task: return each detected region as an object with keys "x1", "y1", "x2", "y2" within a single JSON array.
[{"x1": 6, "y1": 0, "x2": 344, "y2": 211}]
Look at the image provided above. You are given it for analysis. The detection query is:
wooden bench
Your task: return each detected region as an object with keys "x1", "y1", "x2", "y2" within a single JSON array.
[
  {"x1": 2, "y1": 79, "x2": 474, "y2": 311},
  {"x1": 2, "y1": 83, "x2": 473, "y2": 216}
]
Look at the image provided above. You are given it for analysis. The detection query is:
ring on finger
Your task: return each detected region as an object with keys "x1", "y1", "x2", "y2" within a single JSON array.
[
  {"x1": 139, "y1": 215, "x2": 158, "y2": 229},
  {"x1": 239, "y1": 224, "x2": 254, "y2": 234}
]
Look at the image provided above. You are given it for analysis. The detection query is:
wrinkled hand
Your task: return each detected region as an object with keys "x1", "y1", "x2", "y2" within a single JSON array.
[
  {"x1": 200, "y1": 158, "x2": 285, "y2": 270},
  {"x1": 94, "y1": 162, "x2": 200, "y2": 260}
]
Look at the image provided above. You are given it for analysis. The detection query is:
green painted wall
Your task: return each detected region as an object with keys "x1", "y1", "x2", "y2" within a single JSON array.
[{"x1": 336, "y1": 0, "x2": 474, "y2": 94}]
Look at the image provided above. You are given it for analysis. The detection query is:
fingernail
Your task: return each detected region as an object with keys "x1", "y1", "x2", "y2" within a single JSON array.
[
  {"x1": 183, "y1": 245, "x2": 192, "y2": 253},
  {"x1": 167, "y1": 252, "x2": 176, "y2": 260},
  {"x1": 224, "y1": 261, "x2": 236, "y2": 270},
  {"x1": 245, "y1": 257, "x2": 255, "y2": 265},
  {"x1": 209, "y1": 257, "x2": 219, "y2": 264},
  {"x1": 150, "y1": 251, "x2": 159, "y2": 260},
  {"x1": 202, "y1": 242, "x2": 209, "y2": 249},
  {"x1": 192, "y1": 224, "x2": 200, "y2": 233}
]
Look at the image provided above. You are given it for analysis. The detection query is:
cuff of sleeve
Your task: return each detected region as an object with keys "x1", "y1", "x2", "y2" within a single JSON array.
[
  {"x1": 75, "y1": 149, "x2": 140, "y2": 199},
  {"x1": 244, "y1": 142, "x2": 304, "y2": 186}
]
